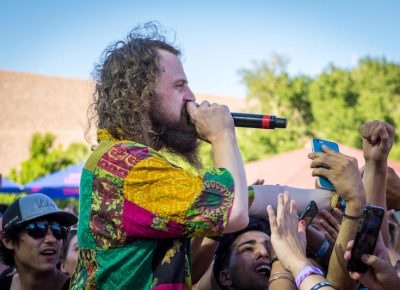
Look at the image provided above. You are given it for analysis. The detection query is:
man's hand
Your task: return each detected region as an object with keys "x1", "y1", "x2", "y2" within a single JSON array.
[
  {"x1": 186, "y1": 101, "x2": 235, "y2": 144},
  {"x1": 308, "y1": 146, "x2": 365, "y2": 205},
  {"x1": 319, "y1": 208, "x2": 342, "y2": 246},
  {"x1": 361, "y1": 120, "x2": 395, "y2": 163},
  {"x1": 344, "y1": 234, "x2": 400, "y2": 290}
]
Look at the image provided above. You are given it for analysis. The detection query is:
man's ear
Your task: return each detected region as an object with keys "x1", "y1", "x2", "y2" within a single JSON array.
[
  {"x1": 60, "y1": 260, "x2": 67, "y2": 273},
  {"x1": 1, "y1": 235, "x2": 16, "y2": 250},
  {"x1": 219, "y1": 269, "x2": 232, "y2": 288}
]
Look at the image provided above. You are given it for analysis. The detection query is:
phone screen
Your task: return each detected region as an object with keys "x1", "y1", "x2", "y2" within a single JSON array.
[
  {"x1": 311, "y1": 138, "x2": 340, "y2": 190},
  {"x1": 347, "y1": 206, "x2": 385, "y2": 273},
  {"x1": 299, "y1": 200, "x2": 318, "y2": 228}
]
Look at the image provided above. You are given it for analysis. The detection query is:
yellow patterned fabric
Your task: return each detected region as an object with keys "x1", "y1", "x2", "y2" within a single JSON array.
[{"x1": 124, "y1": 156, "x2": 203, "y2": 224}]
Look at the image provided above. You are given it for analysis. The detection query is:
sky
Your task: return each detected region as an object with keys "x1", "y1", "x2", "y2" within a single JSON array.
[{"x1": 1, "y1": 1, "x2": 399, "y2": 98}]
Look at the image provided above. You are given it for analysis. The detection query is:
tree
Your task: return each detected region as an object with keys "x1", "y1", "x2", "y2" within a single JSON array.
[
  {"x1": 239, "y1": 55, "x2": 400, "y2": 161},
  {"x1": 240, "y1": 54, "x2": 313, "y2": 158},
  {"x1": 8, "y1": 133, "x2": 89, "y2": 184}
]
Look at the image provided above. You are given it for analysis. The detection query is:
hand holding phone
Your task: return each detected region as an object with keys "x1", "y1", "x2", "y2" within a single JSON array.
[
  {"x1": 311, "y1": 138, "x2": 340, "y2": 191},
  {"x1": 299, "y1": 200, "x2": 318, "y2": 228},
  {"x1": 347, "y1": 205, "x2": 385, "y2": 273}
]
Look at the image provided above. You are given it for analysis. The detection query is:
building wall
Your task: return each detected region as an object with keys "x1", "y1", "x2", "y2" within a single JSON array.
[{"x1": 0, "y1": 70, "x2": 247, "y2": 176}]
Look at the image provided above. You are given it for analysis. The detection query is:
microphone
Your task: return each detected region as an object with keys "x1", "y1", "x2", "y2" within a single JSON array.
[{"x1": 231, "y1": 112, "x2": 287, "y2": 129}]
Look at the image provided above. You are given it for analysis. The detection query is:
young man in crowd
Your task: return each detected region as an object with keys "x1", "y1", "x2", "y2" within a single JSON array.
[
  {"x1": 0, "y1": 193, "x2": 78, "y2": 290},
  {"x1": 212, "y1": 217, "x2": 273, "y2": 290}
]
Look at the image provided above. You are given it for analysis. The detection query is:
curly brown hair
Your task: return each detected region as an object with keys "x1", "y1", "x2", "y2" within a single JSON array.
[{"x1": 88, "y1": 22, "x2": 181, "y2": 144}]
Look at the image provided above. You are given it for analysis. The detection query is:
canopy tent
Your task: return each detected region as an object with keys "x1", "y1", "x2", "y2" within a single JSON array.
[
  {"x1": 24, "y1": 162, "x2": 84, "y2": 199},
  {"x1": 0, "y1": 177, "x2": 24, "y2": 193}
]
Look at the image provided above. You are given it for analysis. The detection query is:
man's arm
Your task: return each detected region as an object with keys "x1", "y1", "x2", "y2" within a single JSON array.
[
  {"x1": 249, "y1": 185, "x2": 331, "y2": 217},
  {"x1": 361, "y1": 120, "x2": 396, "y2": 245},
  {"x1": 309, "y1": 146, "x2": 366, "y2": 290},
  {"x1": 187, "y1": 101, "x2": 248, "y2": 233}
]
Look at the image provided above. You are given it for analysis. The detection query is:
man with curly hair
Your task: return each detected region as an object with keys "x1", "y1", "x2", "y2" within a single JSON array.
[{"x1": 71, "y1": 22, "x2": 250, "y2": 289}]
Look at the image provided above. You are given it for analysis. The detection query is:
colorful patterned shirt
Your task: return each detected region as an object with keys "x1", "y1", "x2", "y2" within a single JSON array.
[{"x1": 70, "y1": 130, "x2": 235, "y2": 290}]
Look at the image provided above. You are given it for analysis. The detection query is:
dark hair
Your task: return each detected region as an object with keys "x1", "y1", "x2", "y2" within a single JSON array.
[
  {"x1": 0, "y1": 203, "x2": 8, "y2": 215},
  {"x1": 59, "y1": 228, "x2": 77, "y2": 261},
  {"x1": 213, "y1": 217, "x2": 271, "y2": 289},
  {"x1": 87, "y1": 21, "x2": 181, "y2": 144},
  {"x1": 0, "y1": 226, "x2": 21, "y2": 267}
]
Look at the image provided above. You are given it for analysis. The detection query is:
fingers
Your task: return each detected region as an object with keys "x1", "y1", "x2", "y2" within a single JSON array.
[
  {"x1": 276, "y1": 192, "x2": 285, "y2": 225},
  {"x1": 267, "y1": 205, "x2": 278, "y2": 239},
  {"x1": 332, "y1": 208, "x2": 343, "y2": 223},
  {"x1": 186, "y1": 101, "x2": 198, "y2": 119},
  {"x1": 361, "y1": 254, "x2": 388, "y2": 273},
  {"x1": 321, "y1": 209, "x2": 341, "y2": 231},
  {"x1": 361, "y1": 120, "x2": 395, "y2": 145},
  {"x1": 343, "y1": 240, "x2": 354, "y2": 261},
  {"x1": 320, "y1": 223, "x2": 337, "y2": 244}
]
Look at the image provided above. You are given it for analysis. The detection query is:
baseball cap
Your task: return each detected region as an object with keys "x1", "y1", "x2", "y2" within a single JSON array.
[{"x1": 2, "y1": 193, "x2": 78, "y2": 230}]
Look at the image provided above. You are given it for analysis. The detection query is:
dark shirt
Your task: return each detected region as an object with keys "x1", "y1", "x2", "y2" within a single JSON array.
[{"x1": 0, "y1": 275, "x2": 70, "y2": 290}]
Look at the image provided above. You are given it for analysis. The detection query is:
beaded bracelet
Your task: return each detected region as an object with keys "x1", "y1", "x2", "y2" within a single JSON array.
[{"x1": 270, "y1": 256, "x2": 279, "y2": 265}]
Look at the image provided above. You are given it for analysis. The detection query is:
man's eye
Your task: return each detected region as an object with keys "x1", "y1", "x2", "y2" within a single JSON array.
[{"x1": 242, "y1": 247, "x2": 253, "y2": 252}]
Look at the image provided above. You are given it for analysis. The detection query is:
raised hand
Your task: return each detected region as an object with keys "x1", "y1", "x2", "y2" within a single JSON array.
[
  {"x1": 267, "y1": 191, "x2": 308, "y2": 275},
  {"x1": 361, "y1": 120, "x2": 395, "y2": 163}
]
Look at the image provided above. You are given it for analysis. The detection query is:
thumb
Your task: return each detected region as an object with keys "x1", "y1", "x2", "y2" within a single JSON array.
[{"x1": 362, "y1": 254, "x2": 387, "y2": 272}]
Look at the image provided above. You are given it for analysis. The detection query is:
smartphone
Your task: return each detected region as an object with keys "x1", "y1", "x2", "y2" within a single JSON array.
[
  {"x1": 299, "y1": 200, "x2": 319, "y2": 228},
  {"x1": 347, "y1": 205, "x2": 385, "y2": 273},
  {"x1": 311, "y1": 138, "x2": 340, "y2": 190}
]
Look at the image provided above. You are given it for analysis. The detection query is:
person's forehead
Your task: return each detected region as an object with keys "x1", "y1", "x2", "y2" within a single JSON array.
[
  {"x1": 157, "y1": 49, "x2": 184, "y2": 72},
  {"x1": 232, "y1": 230, "x2": 270, "y2": 248}
]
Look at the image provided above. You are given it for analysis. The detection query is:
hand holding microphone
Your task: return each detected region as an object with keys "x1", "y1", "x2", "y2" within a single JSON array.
[{"x1": 231, "y1": 112, "x2": 287, "y2": 129}]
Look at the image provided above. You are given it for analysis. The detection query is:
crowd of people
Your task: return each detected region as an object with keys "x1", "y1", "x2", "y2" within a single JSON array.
[{"x1": 1, "y1": 22, "x2": 400, "y2": 289}]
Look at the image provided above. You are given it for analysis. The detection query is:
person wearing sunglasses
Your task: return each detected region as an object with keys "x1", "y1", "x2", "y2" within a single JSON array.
[{"x1": 0, "y1": 193, "x2": 77, "y2": 290}]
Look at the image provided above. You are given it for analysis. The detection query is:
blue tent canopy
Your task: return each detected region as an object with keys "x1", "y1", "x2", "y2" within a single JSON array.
[
  {"x1": 0, "y1": 177, "x2": 24, "y2": 193},
  {"x1": 24, "y1": 162, "x2": 84, "y2": 199}
]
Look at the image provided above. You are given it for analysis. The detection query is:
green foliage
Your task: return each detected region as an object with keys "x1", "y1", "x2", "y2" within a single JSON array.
[
  {"x1": 8, "y1": 133, "x2": 89, "y2": 184},
  {"x1": 240, "y1": 55, "x2": 400, "y2": 161}
]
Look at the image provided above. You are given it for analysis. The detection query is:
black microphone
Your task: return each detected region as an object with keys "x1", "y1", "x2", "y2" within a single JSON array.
[{"x1": 231, "y1": 112, "x2": 287, "y2": 129}]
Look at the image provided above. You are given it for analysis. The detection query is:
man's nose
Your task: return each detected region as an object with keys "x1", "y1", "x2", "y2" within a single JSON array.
[
  {"x1": 43, "y1": 228, "x2": 57, "y2": 242},
  {"x1": 184, "y1": 87, "x2": 196, "y2": 102},
  {"x1": 256, "y1": 245, "x2": 268, "y2": 259}
]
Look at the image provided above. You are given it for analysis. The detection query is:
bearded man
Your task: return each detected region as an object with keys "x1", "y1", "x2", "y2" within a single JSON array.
[{"x1": 70, "y1": 22, "x2": 250, "y2": 290}]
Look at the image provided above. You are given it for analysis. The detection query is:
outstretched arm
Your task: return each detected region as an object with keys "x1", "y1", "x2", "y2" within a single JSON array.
[
  {"x1": 361, "y1": 120, "x2": 396, "y2": 245},
  {"x1": 250, "y1": 185, "x2": 332, "y2": 217},
  {"x1": 309, "y1": 146, "x2": 366, "y2": 290}
]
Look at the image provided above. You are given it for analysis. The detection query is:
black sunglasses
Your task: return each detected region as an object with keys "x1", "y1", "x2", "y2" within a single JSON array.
[{"x1": 24, "y1": 222, "x2": 68, "y2": 240}]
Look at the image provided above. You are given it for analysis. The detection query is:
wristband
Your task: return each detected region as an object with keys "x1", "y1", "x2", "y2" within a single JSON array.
[
  {"x1": 310, "y1": 281, "x2": 334, "y2": 290},
  {"x1": 295, "y1": 265, "x2": 324, "y2": 288},
  {"x1": 315, "y1": 239, "x2": 330, "y2": 259},
  {"x1": 343, "y1": 213, "x2": 362, "y2": 220}
]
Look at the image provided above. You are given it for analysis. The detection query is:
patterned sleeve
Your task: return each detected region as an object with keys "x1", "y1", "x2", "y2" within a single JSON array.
[{"x1": 122, "y1": 154, "x2": 235, "y2": 239}]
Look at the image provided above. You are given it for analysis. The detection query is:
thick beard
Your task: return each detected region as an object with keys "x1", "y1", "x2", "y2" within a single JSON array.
[{"x1": 150, "y1": 104, "x2": 202, "y2": 170}]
